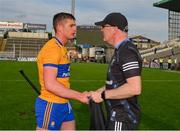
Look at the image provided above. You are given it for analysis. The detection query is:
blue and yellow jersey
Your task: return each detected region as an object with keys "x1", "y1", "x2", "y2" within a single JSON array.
[{"x1": 37, "y1": 38, "x2": 70, "y2": 103}]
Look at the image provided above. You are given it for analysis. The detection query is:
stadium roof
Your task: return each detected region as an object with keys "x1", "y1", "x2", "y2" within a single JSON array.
[{"x1": 153, "y1": 0, "x2": 180, "y2": 12}]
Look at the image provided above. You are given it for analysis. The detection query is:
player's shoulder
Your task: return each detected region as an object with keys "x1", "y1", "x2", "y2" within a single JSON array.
[
  {"x1": 118, "y1": 41, "x2": 136, "y2": 54},
  {"x1": 128, "y1": 44, "x2": 139, "y2": 54},
  {"x1": 42, "y1": 38, "x2": 61, "y2": 52},
  {"x1": 45, "y1": 38, "x2": 58, "y2": 48},
  {"x1": 117, "y1": 40, "x2": 142, "y2": 63},
  {"x1": 38, "y1": 38, "x2": 61, "y2": 57}
]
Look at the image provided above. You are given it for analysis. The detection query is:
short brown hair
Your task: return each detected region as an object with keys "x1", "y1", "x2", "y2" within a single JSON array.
[{"x1": 53, "y1": 12, "x2": 75, "y2": 32}]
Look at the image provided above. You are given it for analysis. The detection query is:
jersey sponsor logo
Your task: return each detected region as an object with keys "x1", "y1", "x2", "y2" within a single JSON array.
[
  {"x1": 57, "y1": 64, "x2": 70, "y2": 78},
  {"x1": 61, "y1": 72, "x2": 70, "y2": 77},
  {"x1": 122, "y1": 61, "x2": 139, "y2": 72}
]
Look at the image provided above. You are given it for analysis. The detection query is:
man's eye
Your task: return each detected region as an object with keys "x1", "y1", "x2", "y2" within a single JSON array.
[{"x1": 70, "y1": 24, "x2": 75, "y2": 27}]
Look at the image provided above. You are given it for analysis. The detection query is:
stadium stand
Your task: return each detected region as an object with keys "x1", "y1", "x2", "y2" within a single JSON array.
[
  {"x1": 0, "y1": 21, "x2": 49, "y2": 60},
  {"x1": 129, "y1": 35, "x2": 160, "y2": 50},
  {"x1": 140, "y1": 37, "x2": 180, "y2": 70},
  {"x1": 4, "y1": 37, "x2": 48, "y2": 58},
  {"x1": 141, "y1": 38, "x2": 180, "y2": 59},
  {"x1": 0, "y1": 38, "x2": 6, "y2": 51},
  {"x1": 0, "y1": 37, "x2": 3, "y2": 51}
]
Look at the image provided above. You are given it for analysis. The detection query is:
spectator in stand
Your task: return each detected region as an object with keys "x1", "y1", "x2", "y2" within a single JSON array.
[
  {"x1": 168, "y1": 57, "x2": 172, "y2": 70},
  {"x1": 159, "y1": 58, "x2": 164, "y2": 69},
  {"x1": 171, "y1": 48, "x2": 175, "y2": 56},
  {"x1": 154, "y1": 48, "x2": 157, "y2": 54},
  {"x1": 174, "y1": 58, "x2": 177, "y2": 70},
  {"x1": 143, "y1": 58, "x2": 148, "y2": 67}
]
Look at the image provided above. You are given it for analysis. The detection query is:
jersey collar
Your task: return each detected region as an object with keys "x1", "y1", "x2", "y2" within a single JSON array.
[
  {"x1": 115, "y1": 38, "x2": 130, "y2": 49},
  {"x1": 54, "y1": 37, "x2": 63, "y2": 46}
]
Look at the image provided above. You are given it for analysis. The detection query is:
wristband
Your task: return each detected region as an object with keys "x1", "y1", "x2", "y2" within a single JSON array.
[{"x1": 101, "y1": 90, "x2": 106, "y2": 100}]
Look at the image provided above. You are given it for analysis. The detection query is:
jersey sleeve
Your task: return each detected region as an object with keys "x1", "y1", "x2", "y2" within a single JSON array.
[
  {"x1": 42, "y1": 46, "x2": 61, "y2": 68},
  {"x1": 120, "y1": 49, "x2": 141, "y2": 79}
]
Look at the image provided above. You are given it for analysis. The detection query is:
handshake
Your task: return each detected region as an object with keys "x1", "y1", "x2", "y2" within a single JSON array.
[{"x1": 79, "y1": 88, "x2": 106, "y2": 104}]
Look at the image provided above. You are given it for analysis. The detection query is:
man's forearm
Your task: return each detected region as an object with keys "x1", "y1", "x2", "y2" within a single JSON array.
[
  {"x1": 45, "y1": 79, "x2": 82, "y2": 101},
  {"x1": 105, "y1": 83, "x2": 141, "y2": 100}
]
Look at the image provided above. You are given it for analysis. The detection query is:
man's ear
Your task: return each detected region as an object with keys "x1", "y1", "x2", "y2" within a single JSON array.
[{"x1": 56, "y1": 23, "x2": 63, "y2": 32}]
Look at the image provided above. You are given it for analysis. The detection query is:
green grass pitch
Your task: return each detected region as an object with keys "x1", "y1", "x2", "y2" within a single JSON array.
[{"x1": 0, "y1": 61, "x2": 180, "y2": 129}]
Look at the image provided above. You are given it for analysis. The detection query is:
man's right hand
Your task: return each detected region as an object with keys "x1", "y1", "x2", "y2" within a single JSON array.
[
  {"x1": 90, "y1": 91, "x2": 103, "y2": 103},
  {"x1": 78, "y1": 91, "x2": 91, "y2": 104}
]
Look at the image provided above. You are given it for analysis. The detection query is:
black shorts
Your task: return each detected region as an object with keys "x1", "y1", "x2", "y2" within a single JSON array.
[{"x1": 106, "y1": 107, "x2": 139, "y2": 130}]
